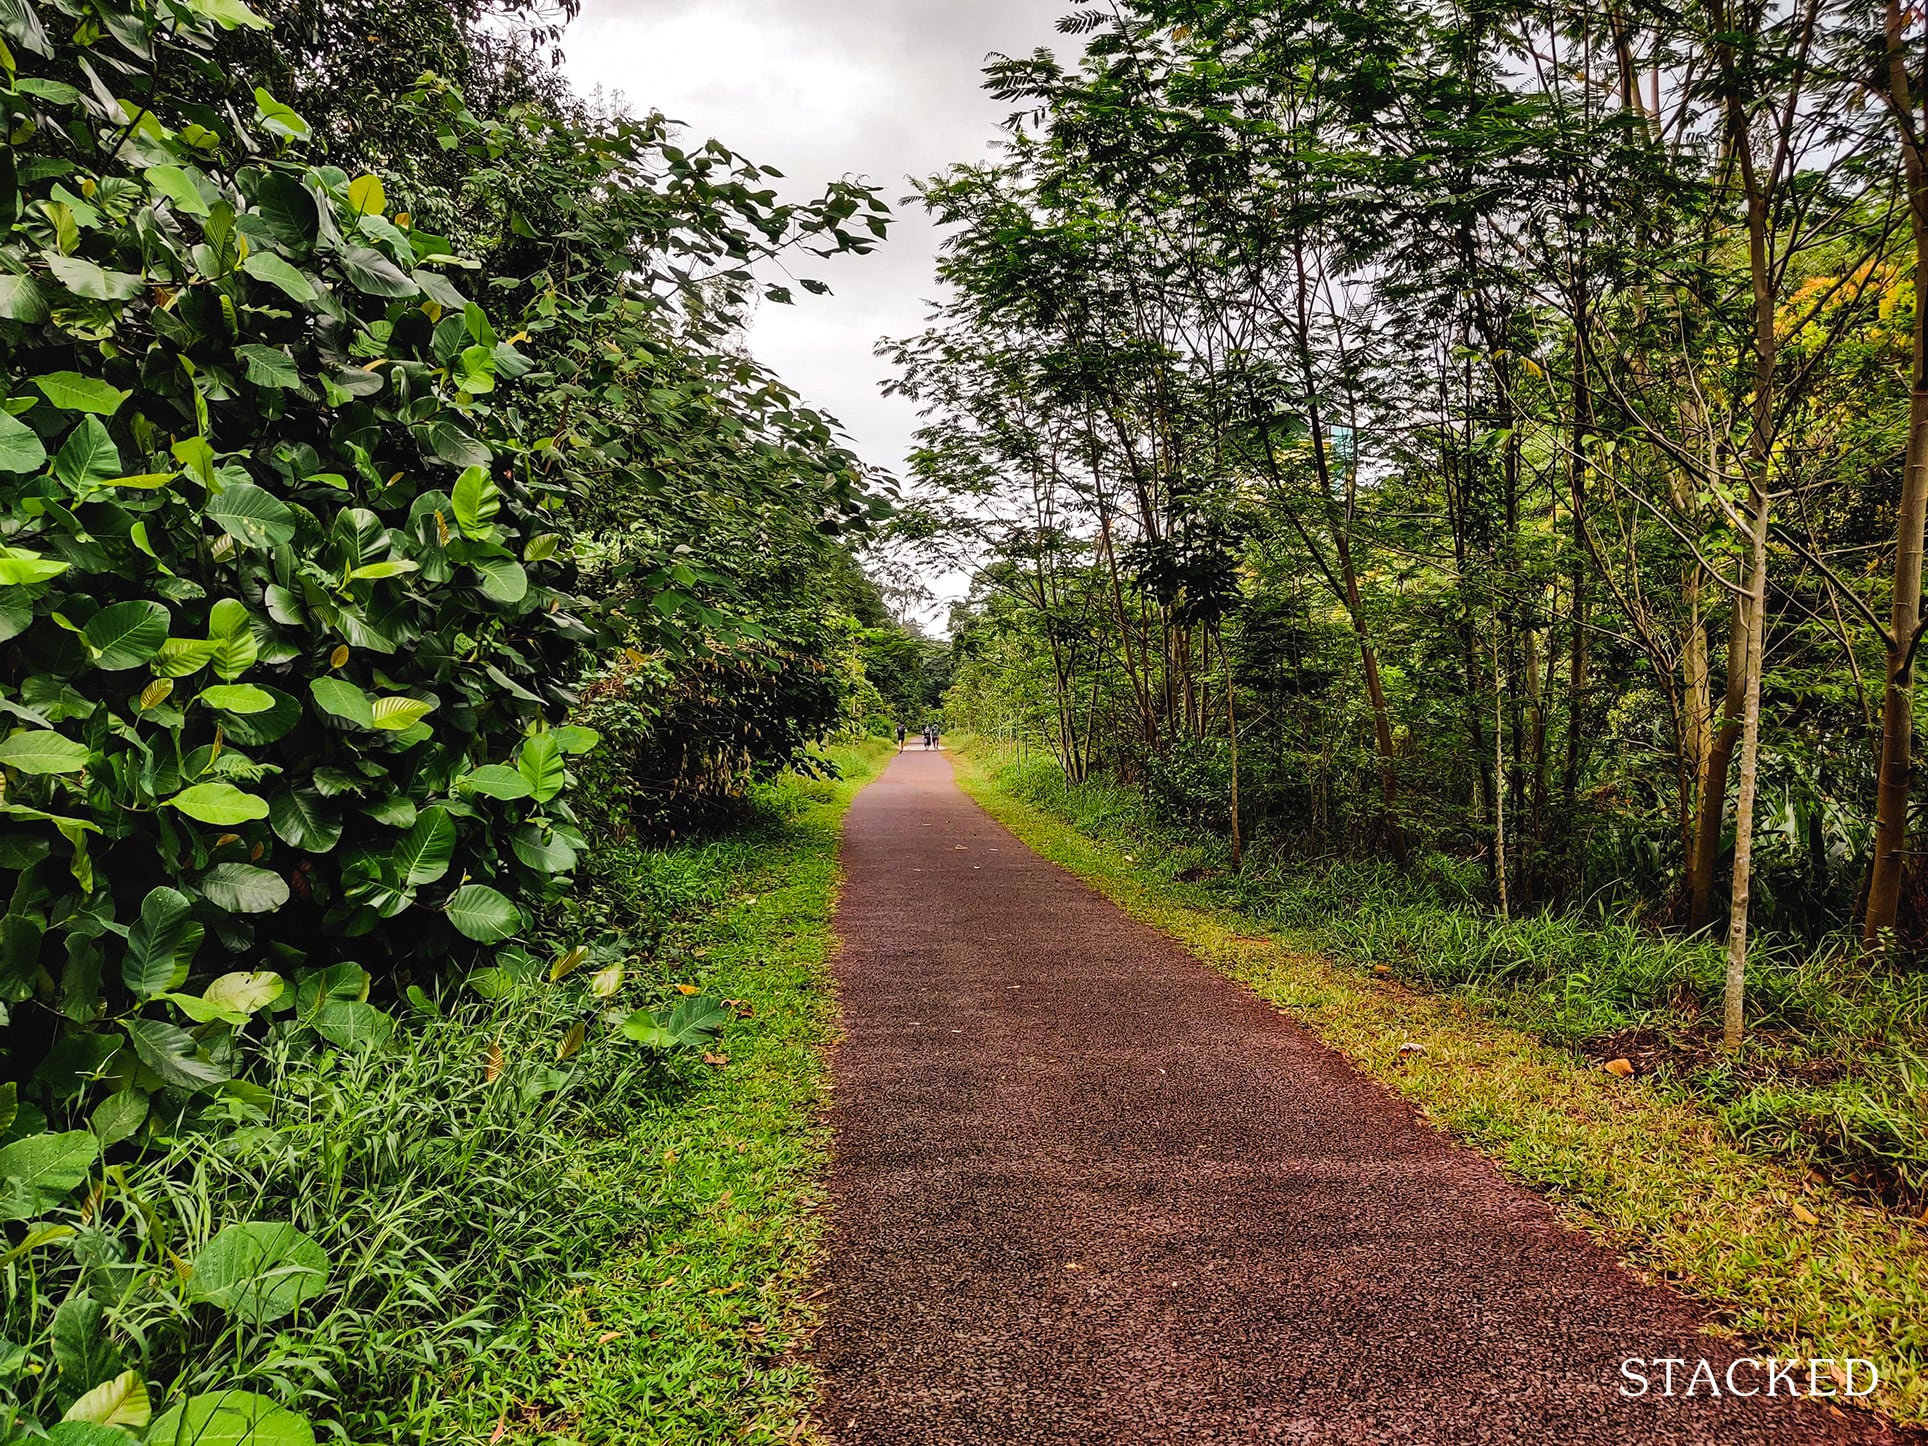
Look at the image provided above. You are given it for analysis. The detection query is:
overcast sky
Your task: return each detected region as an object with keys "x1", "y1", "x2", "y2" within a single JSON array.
[{"x1": 561, "y1": 0, "x2": 1069, "y2": 629}]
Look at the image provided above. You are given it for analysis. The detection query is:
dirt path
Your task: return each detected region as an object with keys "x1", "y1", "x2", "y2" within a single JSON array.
[{"x1": 813, "y1": 750, "x2": 1914, "y2": 1445}]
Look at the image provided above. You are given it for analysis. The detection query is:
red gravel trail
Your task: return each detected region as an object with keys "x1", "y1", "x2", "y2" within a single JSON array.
[{"x1": 812, "y1": 749, "x2": 1917, "y2": 1445}]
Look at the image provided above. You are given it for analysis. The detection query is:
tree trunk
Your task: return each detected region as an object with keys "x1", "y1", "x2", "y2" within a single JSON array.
[
  {"x1": 1225, "y1": 628, "x2": 1242, "y2": 873},
  {"x1": 1864, "y1": 0, "x2": 1928, "y2": 947},
  {"x1": 1692, "y1": 599, "x2": 1750, "y2": 931},
  {"x1": 1725, "y1": 496, "x2": 1770, "y2": 1048}
]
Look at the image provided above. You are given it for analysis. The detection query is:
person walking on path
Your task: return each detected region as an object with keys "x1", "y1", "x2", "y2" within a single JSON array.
[{"x1": 895, "y1": 722, "x2": 906, "y2": 752}]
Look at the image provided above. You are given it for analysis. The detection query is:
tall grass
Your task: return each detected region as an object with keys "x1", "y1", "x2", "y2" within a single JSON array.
[
  {"x1": 1, "y1": 746, "x2": 886, "y2": 1443},
  {"x1": 985, "y1": 747, "x2": 1928, "y2": 1209}
]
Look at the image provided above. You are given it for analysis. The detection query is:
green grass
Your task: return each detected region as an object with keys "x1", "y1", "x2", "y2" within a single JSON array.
[
  {"x1": 439, "y1": 739, "x2": 889, "y2": 1444},
  {"x1": 952, "y1": 739, "x2": 1928, "y2": 1429},
  {"x1": 0, "y1": 740, "x2": 885, "y2": 1445}
]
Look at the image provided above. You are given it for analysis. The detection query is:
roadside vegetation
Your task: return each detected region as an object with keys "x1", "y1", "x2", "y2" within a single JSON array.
[
  {"x1": 967, "y1": 750, "x2": 1928, "y2": 1214},
  {"x1": 0, "y1": 0, "x2": 916, "y2": 1439},
  {"x1": 893, "y1": 0, "x2": 1928, "y2": 1244},
  {"x1": 955, "y1": 740, "x2": 1928, "y2": 1425}
]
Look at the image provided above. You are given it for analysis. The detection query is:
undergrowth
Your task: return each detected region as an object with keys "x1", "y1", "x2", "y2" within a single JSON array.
[
  {"x1": 976, "y1": 747, "x2": 1928, "y2": 1212},
  {"x1": 1, "y1": 741, "x2": 884, "y2": 1445},
  {"x1": 953, "y1": 740, "x2": 1928, "y2": 1426}
]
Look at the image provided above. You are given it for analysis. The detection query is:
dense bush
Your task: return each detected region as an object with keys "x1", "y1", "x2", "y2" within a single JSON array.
[{"x1": 0, "y1": 0, "x2": 897, "y2": 1437}]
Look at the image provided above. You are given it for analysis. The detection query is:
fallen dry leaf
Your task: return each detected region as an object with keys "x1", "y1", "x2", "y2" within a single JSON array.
[
  {"x1": 1791, "y1": 1202, "x2": 1820, "y2": 1226},
  {"x1": 1602, "y1": 1058, "x2": 1634, "y2": 1078},
  {"x1": 596, "y1": 1329, "x2": 622, "y2": 1345},
  {"x1": 703, "y1": 1051, "x2": 729, "y2": 1066},
  {"x1": 1372, "y1": 963, "x2": 1392, "y2": 977},
  {"x1": 1063, "y1": 1262, "x2": 1086, "y2": 1272}
]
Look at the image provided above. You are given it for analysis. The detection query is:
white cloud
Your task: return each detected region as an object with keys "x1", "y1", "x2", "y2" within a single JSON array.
[{"x1": 563, "y1": 0, "x2": 1067, "y2": 629}]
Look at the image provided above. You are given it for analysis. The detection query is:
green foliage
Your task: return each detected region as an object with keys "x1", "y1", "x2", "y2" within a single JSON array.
[
  {"x1": 975, "y1": 742, "x2": 1928, "y2": 1211},
  {"x1": 0, "y1": 0, "x2": 893, "y2": 1436}
]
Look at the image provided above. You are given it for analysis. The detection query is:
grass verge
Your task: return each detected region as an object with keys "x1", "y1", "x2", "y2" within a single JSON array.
[
  {"x1": 951, "y1": 740, "x2": 1928, "y2": 1428},
  {"x1": 435, "y1": 738, "x2": 888, "y2": 1444}
]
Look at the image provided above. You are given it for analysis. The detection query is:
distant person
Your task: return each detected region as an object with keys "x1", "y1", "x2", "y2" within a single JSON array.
[
  {"x1": 922, "y1": 726, "x2": 933, "y2": 750},
  {"x1": 895, "y1": 722, "x2": 906, "y2": 751}
]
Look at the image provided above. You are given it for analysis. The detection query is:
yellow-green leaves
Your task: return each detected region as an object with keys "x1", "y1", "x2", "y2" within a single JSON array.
[
  {"x1": 450, "y1": 465, "x2": 501, "y2": 538},
  {"x1": 0, "y1": 729, "x2": 89, "y2": 774},
  {"x1": 0, "y1": 546, "x2": 68, "y2": 585},
  {"x1": 60, "y1": 1370, "x2": 149, "y2": 1430},
  {"x1": 166, "y1": 783, "x2": 270, "y2": 826},
  {"x1": 346, "y1": 173, "x2": 386, "y2": 217},
  {"x1": 444, "y1": 884, "x2": 521, "y2": 942},
  {"x1": 145, "y1": 164, "x2": 212, "y2": 217},
  {"x1": 517, "y1": 732, "x2": 565, "y2": 803},
  {"x1": 252, "y1": 87, "x2": 309, "y2": 141}
]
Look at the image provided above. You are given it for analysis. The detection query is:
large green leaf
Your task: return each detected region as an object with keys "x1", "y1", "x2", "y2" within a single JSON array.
[
  {"x1": 0, "y1": 273, "x2": 51, "y2": 323},
  {"x1": 205, "y1": 483, "x2": 296, "y2": 549},
  {"x1": 32, "y1": 373, "x2": 130, "y2": 416},
  {"x1": 206, "y1": 600, "x2": 260, "y2": 682},
  {"x1": 339, "y1": 245, "x2": 416, "y2": 298},
  {"x1": 510, "y1": 824, "x2": 576, "y2": 874},
  {"x1": 0, "y1": 730, "x2": 88, "y2": 774},
  {"x1": 473, "y1": 556, "x2": 528, "y2": 604},
  {"x1": 270, "y1": 789, "x2": 341, "y2": 852},
  {"x1": 53, "y1": 416, "x2": 123, "y2": 493},
  {"x1": 123, "y1": 886, "x2": 202, "y2": 996},
  {"x1": 198, "y1": 684, "x2": 275, "y2": 714},
  {"x1": 0, "y1": 410, "x2": 47, "y2": 473},
  {"x1": 370, "y1": 695, "x2": 435, "y2": 731},
  {"x1": 310, "y1": 677, "x2": 374, "y2": 727},
  {"x1": 203, "y1": 971, "x2": 284, "y2": 1015},
  {"x1": 167, "y1": 782, "x2": 270, "y2": 826},
  {"x1": 44, "y1": 255, "x2": 143, "y2": 301},
  {"x1": 0, "y1": 547, "x2": 69, "y2": 585},
  {"x1": 458, "y1": 764, "x2": 532, "y2": 799},
  {"x1": 145, "y1": 164, "x2": 212, "y2": 216},
  {"x1": 187, "y1": 1221, "x2": 330, "y2": 1323},
  {"x1": 393, "y1": 807, "x2": 454, "y2": 884},
  {"x1": 0, "y1": 1131, "x2": 98, "y2": 1215},
  {"x1": 620, "y1": 995, "x2": 731, "y2": 1053},
  {"x1": 517, "y1": 733, "x2": 565, "y2": 804},
  {"x1": 80, "y1": 599, "x2": 167, "y2": 669},
  {"x1": 146, "y1": 1390, "x2": 314, "y2": 1446},
  {"x1": 220, "y1": 687, "x2": 301, "y2": 746},
  {"x1": 124, "y1": 1019, "x2": 231, "y2": 1091},
  {"x1": 59, "y1": 1370, "x2": 148, "y2": 1429},
  {"x1": 198, "y1": 863, "x2": 289, "y2": 914},
  {"x1": 444, "y1": 884, "x2": 520, "y2": 942},
  {"x1": 422, "y1": 418, "x2": 489, "y2": 468},
  {"x1": 252, "y1": 87, "x2": 310, "y2": 140},
  {"x1": 53, "y1": 1292, "x2": 120, "y2": 1395},
  {"x1": 237, "y1": 344, "x2": 300, "y2": 389},
  {"x1": 311, "y1": 1000, "x2": 394, "y2": 1051},
  {"x1": 240, "y1": 251, "x2": 317, "y2": 301},
  {"x1": 552, "y1": 725, "x2": 601, "y2": 755},
  {"x1": 451, "y1": 465, "x2": 500, "y2": 537}
]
